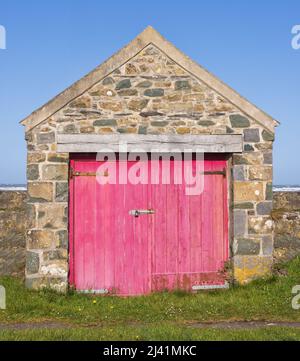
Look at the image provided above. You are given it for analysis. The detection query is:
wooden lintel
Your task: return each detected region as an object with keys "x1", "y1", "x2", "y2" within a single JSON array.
[{"x1": 57, "y1": 134, "x2": 243, "y2": 153}]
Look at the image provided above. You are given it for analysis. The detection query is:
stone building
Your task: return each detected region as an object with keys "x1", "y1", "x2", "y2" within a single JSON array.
[{"x1": 21, "y1": 27, "x2": 278, "y2": 293}]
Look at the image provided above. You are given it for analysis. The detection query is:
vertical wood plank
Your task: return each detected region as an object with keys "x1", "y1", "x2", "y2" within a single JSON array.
[{"x1": 70, "y1": 154, "x2": 229, "y2": 294}]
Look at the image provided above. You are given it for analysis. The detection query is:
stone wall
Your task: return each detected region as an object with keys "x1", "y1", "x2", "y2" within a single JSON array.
[
  {"x1": 25, "y1": 44, "x2": 274, "y2": 290},
  {"x1": 0, "y1": 189, "x2": 299, "y2": 283},
  {"x1": 0, "y1": 191, "x2": 26, "y2": 277},
  {"x1": 272, "y1": 192, "x2": 300, "y2": 263}
]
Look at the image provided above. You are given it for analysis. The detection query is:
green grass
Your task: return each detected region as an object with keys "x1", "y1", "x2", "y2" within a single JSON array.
[
  {"x1": 1, "y1": 326, "x2": 300, "y2": 341},
  {"x1": 0, "y1": 257, "x2": 300, "y2": 340}
]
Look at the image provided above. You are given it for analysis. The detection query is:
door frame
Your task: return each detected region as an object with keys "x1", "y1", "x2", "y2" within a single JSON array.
[{"x1": 68, "y1": 153, "x2": 231, "y2": 291}]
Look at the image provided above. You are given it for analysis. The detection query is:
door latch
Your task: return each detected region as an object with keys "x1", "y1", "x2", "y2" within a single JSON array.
[{"x1": 129, "y1": 209, "x2": 155, "y2": 217}]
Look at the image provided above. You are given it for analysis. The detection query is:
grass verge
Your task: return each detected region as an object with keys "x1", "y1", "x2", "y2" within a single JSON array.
[{"x1": 0, "y1": 257, "x2": 299, "y2": 340}]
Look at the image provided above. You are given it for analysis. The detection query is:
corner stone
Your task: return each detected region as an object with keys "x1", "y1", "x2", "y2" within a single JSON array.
[
  {"x1": 262, "y1": 130, "x2": 274, "y2": 141},
  {"x1": 27, "y1": 164, "x2": 40, "y2": 181},
  {"x1": 37, "y1": 132, "x2": 55, "y2": 145},
  {"x1": 236, "y1": 238, "x2": 260, "y2": 255},
  {"x1": 55, "y1": 182, "x2": 69, "y2": 202},
  {"x1": 28, "y1": 182, "x2": 53, "y2": 203},
  {"x1": 26, "y1": 251, "x2": 40, "y2": 274},
  {"x1": 233, "y1": 210, "x2": 247, "y2": 237},
  {"x1": 234, "y1": 255, "x2": 273, "y2": 284},
  {"x1": 233, "y1": 165, "x2": 246, "y2": 181},
  {"x1": 42, "y1": 164, "x2": 68, "y2": 181},
  {"x1": 262, "y1": 235, "x2": 273, "y2": 256},
  {"x1": 56, "y1": 230, "x2": 68, "y2": 249}
]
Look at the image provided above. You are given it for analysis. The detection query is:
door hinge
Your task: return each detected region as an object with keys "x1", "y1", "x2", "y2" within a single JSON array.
[
  {"x1": 69, "y1": 168, "x2": 108, "y2": 178},
  {"x1": 192, "y1": 282, "x2": 229, "y2": 290},
  {"x1": 78, "y1": 289, "x2": 109, "y2": 294},
  {"x1": 200, "y1": 168, "x2": 226, "y2": 177},
  {"x1": 69, "y1": 167, "x2": 75, "y2": 179}
]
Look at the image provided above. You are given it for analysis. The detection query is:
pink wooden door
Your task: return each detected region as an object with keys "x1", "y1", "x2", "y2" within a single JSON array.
[
  {"x1": 70, "y1": 157, "x2": 151, "y2": 295},
  {"x1": 69, "y1": 155, "x2": 228, "y2": 295},
  {"x1": 150, "y1": 157, "x2": 228, "y2": 291}
]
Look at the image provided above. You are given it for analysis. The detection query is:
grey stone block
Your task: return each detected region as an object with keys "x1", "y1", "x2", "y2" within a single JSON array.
[
  {"x1": 27, "y1": 164, "x2": 39, "y2": 181},
  {"x1": 93, "y1": 119, "x2": 117, "y2": 126},
  {"x1": 198, "y1": 120, "x2": 215, "y2": 126},
  {"x1": 234, "y1": 202, "x2": 254, "y2": 210},
  {"x1": 236, "y1": 238, "x2": 260, "y2": 255},
  {"x1": 26, "y1": 251, "x2": 39, "y2": 274},
  {"x1": 262, "y1": 235, "x2": 273, "y2": 256},
  {"x1": 115, "y1": 79, "x2": 131, "y2": 90},
  {"x1": 264, "y1": 152, "x2": 273, "y2": 164},
  {"x1": 138, "y1": 125, "x2": 148, "y2": 134},
  {"x1": 234, "y1": 210, "x2": 247, "y2": 237},
  {"x1": 151, "y1": 121, "x2": 169, "y2": 127},
  {"x1": 243, "y1": 129, "x2": 260, "y2": 142},
  {"x1": 244, "y1": 144, "x2": 254, "y2": 152},
  {"x1": 175, "y1": 80, "x2": 191, "y2": 90},
  {"x1": 63, "y1": 124, "x2": 77, "y2": 133},
  {"x1": 257, "y1": 201, "x2": 273, "y2": 215},
  {"x1": 229, "y1": 114, "x2": 250, "y2": 128},
  {"x1": 233, "y1": 165, "x2": 246, "y2": 181},
  {"x1": 102, "y1": 77, "x2": 114, "y2": 85},
  {"x1": 37, "y1": 132, "x2": 55, "y2": 144},
  {"x1": 266, "y1": 183, "x2": 273, "y2": 200},
  {"x1": 55, "y1": 182, "x2": 68, "y2": 202},
  {"x1": 57, "y1": 230, "x2": 68, "y2": 249},
  {"x1": 262, "y1": 130, "x2": 274, "y2": 141},
  {"x1": 144, "y1": 88, "x2": 164, "y2": 97}
]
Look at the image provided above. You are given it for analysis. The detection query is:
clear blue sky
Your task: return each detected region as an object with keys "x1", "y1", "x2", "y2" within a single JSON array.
[{"x1": 0, "y1": 0, "x2": 299, "y2": 185}]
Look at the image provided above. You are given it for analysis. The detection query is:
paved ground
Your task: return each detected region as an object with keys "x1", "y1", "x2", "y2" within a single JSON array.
[
  {"x1": 0, "y1": 322, "x2": 72, "y2": 330},
  {"x1": 187, "y1": 321, "x2": 300, "y2": 329},
  {"x1": 1, "y1": 321, "x2": 300, "y2": 330}
]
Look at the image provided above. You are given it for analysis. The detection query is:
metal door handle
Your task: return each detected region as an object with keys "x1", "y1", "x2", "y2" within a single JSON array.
[{"x1": 129, "y1": 209, "x2": 155, "y2": 217}]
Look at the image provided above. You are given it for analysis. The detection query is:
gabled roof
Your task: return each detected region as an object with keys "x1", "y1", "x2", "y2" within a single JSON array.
[{"x1": 21, "y1": 26, "x2": 279, "y2": 132}]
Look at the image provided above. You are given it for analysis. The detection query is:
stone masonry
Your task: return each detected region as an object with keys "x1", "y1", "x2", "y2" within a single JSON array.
[
  {"x1": 0, "y1": 191, "x2": 26, "y2": 277},
  {"x1": 23, "y1": 38, "x2": 276, "y2": 290},
  {"x1": 4, "y1": 191, "x2": 299, "y2": 280},
  {"x1": 272, "y1": 192, "x2": 300, "y2": 262}
]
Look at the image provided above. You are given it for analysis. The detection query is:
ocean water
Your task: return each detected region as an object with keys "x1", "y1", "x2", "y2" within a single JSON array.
[
  {"x1": 0, "y1": 184, "x2": 27, "y2": 191},
  {"x1": 0, "y1": 184, "x2": 300, "y2": 192},
  {"x1": 273, "y1": 185, "x2": 300, "y2": 192}
]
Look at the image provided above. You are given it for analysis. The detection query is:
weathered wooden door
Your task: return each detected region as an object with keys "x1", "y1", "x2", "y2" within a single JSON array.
[
  {"x1": 150, "y1": 157, "x2": 228, "y2": 291},
  {"x1": 69, "y1": 155, "x2": 228, "y2": 295}
]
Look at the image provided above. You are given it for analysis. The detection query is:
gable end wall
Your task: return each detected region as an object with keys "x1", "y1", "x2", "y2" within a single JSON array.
[{"x1": 25, "y1": 45, "x2": 274, "y2": 291}]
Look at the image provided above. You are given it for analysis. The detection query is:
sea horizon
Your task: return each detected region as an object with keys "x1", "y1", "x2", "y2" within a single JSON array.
[{"x1": 1, "y1": 184, "x2": 300, "y2": 192}]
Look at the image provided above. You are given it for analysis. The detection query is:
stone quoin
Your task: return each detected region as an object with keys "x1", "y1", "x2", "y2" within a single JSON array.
[{"x1": 20, "y1": 27, "x2": 279, "y2": 292}]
